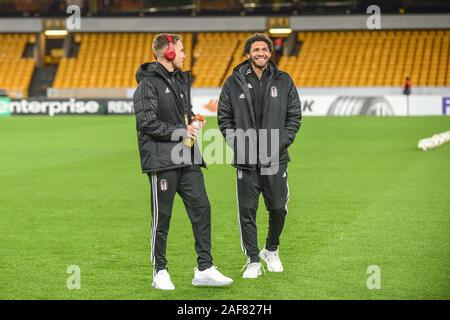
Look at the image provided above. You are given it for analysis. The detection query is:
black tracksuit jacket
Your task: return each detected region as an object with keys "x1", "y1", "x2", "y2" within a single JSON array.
[
  {"x1": 217, "y1": 60, "x2": 302, "y2": 170},
  {"x1": 133, "y1": 62, "x2": 204, "y2": 173}
]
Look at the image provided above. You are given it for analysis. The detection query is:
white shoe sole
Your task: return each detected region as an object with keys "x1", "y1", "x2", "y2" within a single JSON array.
[
  {"x1": 152, "y1": 282, "x2": 175, "y2": 290},
  {"x1": 192, "y1": 279, "x2": 233, "y2": 287},
  {"x1": 242, "y1": 271, "x2": 262, "y2": 279},
  {"x1": 267, "y1": 266, "x2": 283, "y2": 272}
]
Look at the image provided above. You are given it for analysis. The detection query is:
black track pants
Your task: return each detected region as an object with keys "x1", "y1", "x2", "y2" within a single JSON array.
[
  {"x1": 236, "y1": 164, "x2": 289, "y2": 262},
  {"x1": 147, "y1": 165, "x2": 213, "y2": 272}
]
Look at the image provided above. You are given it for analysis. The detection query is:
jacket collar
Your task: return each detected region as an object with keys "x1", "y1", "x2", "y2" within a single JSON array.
[
  {"x1": 232, "y1": 59, "x2": 280, "y2": 79},
  {"x1": 135, "y1": 61, "x2": 191, "y2": 84}
]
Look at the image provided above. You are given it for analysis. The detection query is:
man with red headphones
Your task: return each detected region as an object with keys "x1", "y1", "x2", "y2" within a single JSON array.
[{"x1": 132, "y1": 33, "x2": 233, "y2": 290}]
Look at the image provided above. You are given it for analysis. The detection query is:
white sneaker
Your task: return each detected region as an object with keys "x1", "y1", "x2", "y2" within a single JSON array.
[
  {"x1": 242, "y1": 261, "x2": 264, "y2": 279},
  {"x1": 152, "y1": 269, "x2": 175, "y2": 290},
  {"x1": 192, "y1": 266, "x2": 233, "y2": 287},
  {"x1": 260, "y1": 248, "x2": 284, "y2": 272}
]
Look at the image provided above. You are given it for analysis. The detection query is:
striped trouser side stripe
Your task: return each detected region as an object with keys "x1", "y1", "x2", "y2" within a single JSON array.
[
  {"x1": 150, "y1": 173, "x2": 159, "y2": 267},
  {"x1": 285, "y1": 174, "x2": 290, "y2": 213},
  {"x1": 236, "y1": 170, "x2": 248, "y2": 258}
]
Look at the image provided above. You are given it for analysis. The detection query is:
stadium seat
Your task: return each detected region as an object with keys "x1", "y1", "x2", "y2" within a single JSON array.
[{"x1": 0, "y1": 34, "x2": 35, "y2": 97}]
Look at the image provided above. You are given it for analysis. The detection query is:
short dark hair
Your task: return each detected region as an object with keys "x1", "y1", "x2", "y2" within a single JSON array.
[
  {"x1": 152, "y1": 33, "x2": 182, "y2": 59},
  {"x1": 244, "y1": 33, "x2": 273, "y2": 55}
]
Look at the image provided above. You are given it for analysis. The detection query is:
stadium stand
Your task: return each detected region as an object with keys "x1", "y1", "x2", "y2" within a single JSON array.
[
  {"x1": 53, "y1": 29, "x2": 450, "y2": 90},
  {"x1": 1, "y1": 29, "x2": 449, "y2": 97},
  {"x1": 280, "y1": 30, "x2": 450, "y2": 87},
  {"x1": 193, "y1": 32, "x2": 255, "y2": 87},
  {"x1": 0, "y1": 34, "x2": 36, "y2": 98},
  {"x1": 52, "y1": 32, "x2": 193, "y2": 89}
]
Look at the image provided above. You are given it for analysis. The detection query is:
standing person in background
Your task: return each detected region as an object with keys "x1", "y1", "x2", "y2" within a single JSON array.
[
  {"x1": 274, "y1": 37, "x2": 284, "y2": 63},
  {"x1": 403, "y1": 76, "x2": 412, "y2": 95},
  {"x1": 403, "y1": 76, "x2": 412, "y2": 115}
]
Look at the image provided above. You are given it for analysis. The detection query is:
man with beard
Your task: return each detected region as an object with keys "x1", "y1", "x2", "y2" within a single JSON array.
[
  {"x1": 218, "y1": 33, "x2": 302, "y2": 279},
  {"x1": 133, "y1": 33, "x2": 233, "y2": 290}
]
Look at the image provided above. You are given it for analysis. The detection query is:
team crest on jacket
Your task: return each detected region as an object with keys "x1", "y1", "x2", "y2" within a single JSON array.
[
  {"x1": 270, "y1": 86, "x2": 278, "y2": 98},
  {"x1": 160, "y1": 179, "x2": 168, "y2": 191}
]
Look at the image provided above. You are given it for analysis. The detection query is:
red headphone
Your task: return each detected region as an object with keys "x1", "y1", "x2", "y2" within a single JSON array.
[{"x1": 164, "y1": 33, "x2": 176, "y2": 61}]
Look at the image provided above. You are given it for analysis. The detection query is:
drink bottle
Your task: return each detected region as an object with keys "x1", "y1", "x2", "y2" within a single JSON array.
[{"x1": 183, "y1": 114, "x2": 205, "y2": 147}]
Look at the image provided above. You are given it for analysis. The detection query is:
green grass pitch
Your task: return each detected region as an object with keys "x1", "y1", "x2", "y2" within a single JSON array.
[{"x1": 0, "y1": 116, "x2": 449, "y2": 299}]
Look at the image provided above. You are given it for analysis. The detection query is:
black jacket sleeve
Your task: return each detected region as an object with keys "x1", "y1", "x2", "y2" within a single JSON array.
[
  {"x1": 217, "y1": 78, "x2": 236, "y2": 138},
  {"x1": 285, "y1": 76, "x2": 302, "y2": 147},
  {"x1": 134, "y1": 78, "x2": 186, "y2": 141}
]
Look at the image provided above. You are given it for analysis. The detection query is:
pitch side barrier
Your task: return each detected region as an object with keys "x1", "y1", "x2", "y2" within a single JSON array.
[{"x1": 0, "y1": 96, "x2": 449, "y2": 117}]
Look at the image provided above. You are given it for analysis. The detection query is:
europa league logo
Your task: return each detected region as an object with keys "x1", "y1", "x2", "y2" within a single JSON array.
[{"x1": 327, "y1": 97, "x2": 395, "y2": 116}]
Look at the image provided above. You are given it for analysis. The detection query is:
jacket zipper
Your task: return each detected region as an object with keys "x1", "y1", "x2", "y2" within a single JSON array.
[{"x1": 159, "y1": 72, "x2": 187, "y2": 123}]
